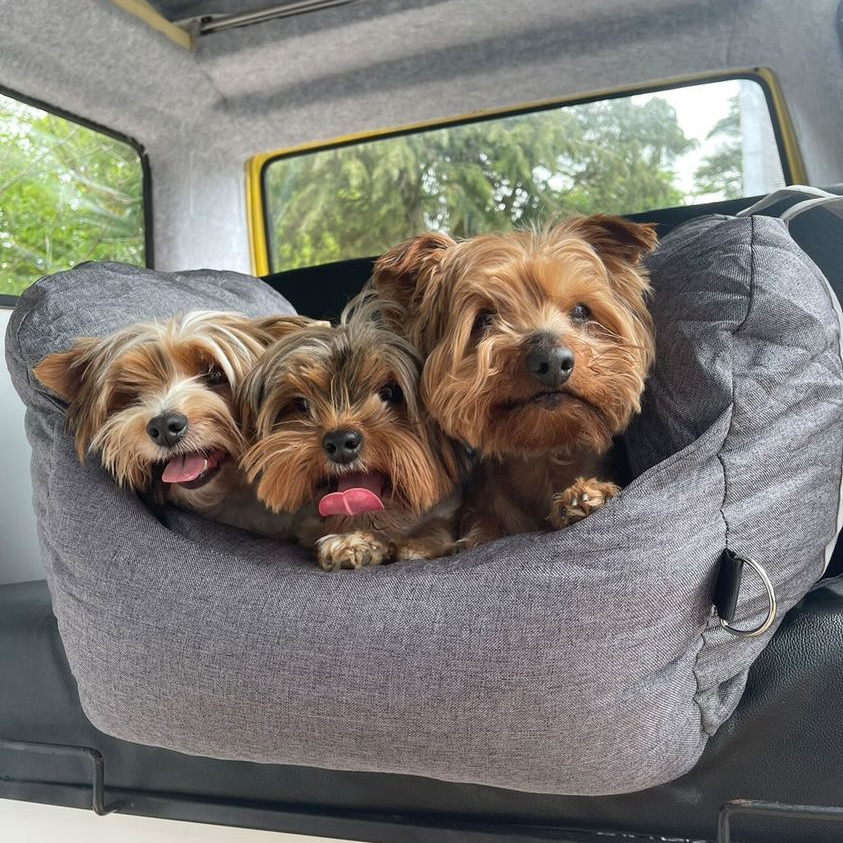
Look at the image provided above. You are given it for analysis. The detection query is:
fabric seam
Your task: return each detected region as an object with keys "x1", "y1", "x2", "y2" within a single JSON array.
[{"x1": 691, "y1": 215, "x2": 755, "y2": 739}]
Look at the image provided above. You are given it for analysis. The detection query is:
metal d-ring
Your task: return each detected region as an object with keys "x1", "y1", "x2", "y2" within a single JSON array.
[{"x1": 719, "y1": 555, "x2": 777, "y2": 638}]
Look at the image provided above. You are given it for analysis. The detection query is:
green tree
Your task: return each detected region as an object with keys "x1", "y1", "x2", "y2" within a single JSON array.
[
  {"x1": 0, "y1": 96, "x2": 145, "y2": 296},
  {"x1": 693, "y1": 95, "x2": 742, "y2": 199},
  {"x1": 265, "y1": 96, "x2": 694, "y2": 271}
]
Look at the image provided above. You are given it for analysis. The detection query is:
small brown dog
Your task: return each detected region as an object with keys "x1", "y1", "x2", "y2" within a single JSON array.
[
  {"x1": 33, "y1": 310, "x2": 314, "y2": 533},
  {"x1": 237, "y1": 301, "x2": 466, "y2": 570},
  {"x1": 371, "y1": 216, "x2": 657, "y2": 546}
]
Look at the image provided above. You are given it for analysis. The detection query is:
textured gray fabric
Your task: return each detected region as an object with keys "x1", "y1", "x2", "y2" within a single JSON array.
[
  {"x1": 630, "y1": 214, "x2": 843, "y2": 733},
  {"x1": 6, "y1": 221, "x2": 843, "y2": 796}
]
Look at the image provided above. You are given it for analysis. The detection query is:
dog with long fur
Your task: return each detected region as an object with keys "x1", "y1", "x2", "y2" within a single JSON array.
[
  {"x1": 370, "y1": 216, "x2": 657, "y2": 546},
  {"x1": 237, "y1": 300, "x2": 466, "y2": 570},
  {"x1": 33, "y1": 310, "x2": 316, "y2": 534}
]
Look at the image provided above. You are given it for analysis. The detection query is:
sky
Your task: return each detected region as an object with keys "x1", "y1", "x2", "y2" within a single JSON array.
[
  {"x1": 634, "y1": 79, "x2": 784, "y2": 201},
  {"x1": 635, "y1": 79, "x2": 740, "y2": 199}
]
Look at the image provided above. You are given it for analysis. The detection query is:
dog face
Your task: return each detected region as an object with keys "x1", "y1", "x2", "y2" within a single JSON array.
[
  {"x1": 371, "y1": 216, "x2": 657, "y2": 458},
  {"x1": 33, "y1": 311, "x2": 314, "y2": 510},
  {"x1": 238, "y1": 311, "x2": 463, "y2": 532}
]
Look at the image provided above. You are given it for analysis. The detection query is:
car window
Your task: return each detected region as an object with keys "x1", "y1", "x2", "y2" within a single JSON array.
[
  {"x1": 0, "y1": 91, "x2": 147, "y2": 298},
  {"x1": 261, "y1": 78, "x2": 787, "y2": 273}
]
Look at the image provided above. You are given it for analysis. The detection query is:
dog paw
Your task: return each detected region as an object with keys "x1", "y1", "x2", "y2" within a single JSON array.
[
  {"x1": 315, "y1": 531, "x2": 389, "y2": 571},
  {"x1": 394, "y1": 539, "x2": 453, "y2": 562},
  {"x1": 548, "y1": 477, "x2": 620, "y2": 529}
]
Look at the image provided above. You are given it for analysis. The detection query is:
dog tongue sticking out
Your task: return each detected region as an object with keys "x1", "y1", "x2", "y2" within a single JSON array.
[
  {"x1": 319, "y1": 472, "x2": 385, "y2": 517},
  {"x1": 162, "y1": 450, "x2": 223, "y2": 484}
]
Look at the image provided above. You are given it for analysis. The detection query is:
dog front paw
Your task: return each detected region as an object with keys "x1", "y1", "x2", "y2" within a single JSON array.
[
  {"x1": 548, "y1": 477, "x2": 620, "y2": 529},
  {"x1": 394, "y1": 538, "x2": 455, "y2": 562},
  {"x1": 315, "y1": 531, "x2": 390, "y2": 571}
]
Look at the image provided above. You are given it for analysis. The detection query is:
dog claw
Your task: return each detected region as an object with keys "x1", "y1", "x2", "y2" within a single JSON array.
[
  {"x1": 548, "y1": 478, "x2": 620, "y2": 529},
  {"x1": 315, "y1": 531, "x2": 389, "y2": 570}
]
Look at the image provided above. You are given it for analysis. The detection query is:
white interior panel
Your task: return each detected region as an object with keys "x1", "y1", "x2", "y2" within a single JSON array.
[{"x1": 0, "y1": 309, "x2": 41, "y2": 584}]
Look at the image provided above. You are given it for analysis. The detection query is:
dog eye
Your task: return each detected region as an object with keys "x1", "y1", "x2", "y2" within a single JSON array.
[
  {"x1": 203, "y1": 366, "x2": 227, "y2": 386},
  {"x1": 378, "y1": 383, "x2": 403, "y2": 404},
  {"x1": 294, "y1": 397, "x2": 310, "y2": 413},
  {"x1": 472, "y1": 312, "x2": 495, "y2": 334},
  {"x1": 109, "y1": 389, "x2": 136, "y2": 412},
  {"x1": 570, "y1": 304, "x2": 591, "y2": 323}
]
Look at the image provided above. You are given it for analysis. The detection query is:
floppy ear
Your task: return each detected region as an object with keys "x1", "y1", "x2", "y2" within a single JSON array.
[
  {"x1": 32, "y1": 338, "x2": 99, "y2": 402},
  {"x1": 570, "y1": 215, "x2": 658, "y2": 265},
  {"x1": 249, "y1": 315, "x2": 330, "y2": 345},
  {"x1": 566, "y1": 215, "x2": 656, "y2": 368},
  {"x1": 371, "y1": 232, "x2": 455, "y2": 313}
]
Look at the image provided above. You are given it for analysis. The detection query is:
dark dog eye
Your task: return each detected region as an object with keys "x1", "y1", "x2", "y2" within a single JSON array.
[
  {"x1": 472, "y1": 312, "x2": 495, "y2": 334},
  {"x1": 294, "y1": 397, "x2": 310, "y2": 413},
  {"x1": 378, "y1": 383, "x2": 403, "y2": 404},
  {"x1": 203, "y1": 366, "x2": 227, "y2": 386},
  {"x1": 109, "y1": 389, "x2": 136, "y2": 412},
  {"x1": 570, "y1": 304, "x2": 591, "y2": 323}
]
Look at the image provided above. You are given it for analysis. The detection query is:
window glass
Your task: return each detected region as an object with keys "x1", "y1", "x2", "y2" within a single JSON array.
[
  {"x1": 263, "y1": 78, "x2": 785, "y2": 272},
  {"x1": 0, "y1": 92, "x2": 146, "y2": 297}
]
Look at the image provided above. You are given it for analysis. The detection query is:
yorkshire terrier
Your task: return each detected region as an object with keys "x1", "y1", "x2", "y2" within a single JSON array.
[
  {"x1": 371, "y1": 215, "x2": 657, "y2": 546},
  {"x1": 33, "y1": 310, "x2": 317, "y2": 534},
  {"x1": 237, "y1": 300, "x2": 466, "y2": 570}
]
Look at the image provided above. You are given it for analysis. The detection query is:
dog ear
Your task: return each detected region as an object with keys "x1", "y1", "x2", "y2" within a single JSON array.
[
  {"x1": 251, "y1": 315, "x2": 330, "y2": 344},
  {"x1": 564, "y1": 215, "x2": 655, "y2": 369},
  {"x1": 568, "y1": 215, "x2": 658, "y2": 265},
  {"x1": 32, "y1": 338, "x2": 99, "y2": 402},
  {"x1": 371, "y1": 232, "x2": 455, "y2": 313}
]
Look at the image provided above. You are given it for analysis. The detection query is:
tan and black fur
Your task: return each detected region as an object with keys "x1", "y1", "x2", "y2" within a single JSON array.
[
  {"x1": 33, "y1": 311, "x2": 316, "y2": 533},
  {"x1": 371, "y1": 215, "x2": 657, "y2": 546},
  {"x1": 237, "y1": 300, "x2": 467, "y2": 570}
]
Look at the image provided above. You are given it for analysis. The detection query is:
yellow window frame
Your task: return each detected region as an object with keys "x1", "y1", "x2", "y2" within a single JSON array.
[{"x1": 246, "y1": 67, "x2": 806, "y2": 277}]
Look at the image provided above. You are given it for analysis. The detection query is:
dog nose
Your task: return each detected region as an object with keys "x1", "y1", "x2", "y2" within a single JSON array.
[
  {"x1": 526, "y1": 338, "x2": 575, "y2": 387},
  {"x1": 323, "y1": 429, "x2": 362, "y2": 464},
  {"x1": 147, "y1": 412, "x2": 188, "y2": 447}
]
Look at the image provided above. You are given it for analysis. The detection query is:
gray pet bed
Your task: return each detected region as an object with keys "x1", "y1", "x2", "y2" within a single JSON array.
[{"x1": 6, "y1": 214, "x2": 843, "y2": 796}]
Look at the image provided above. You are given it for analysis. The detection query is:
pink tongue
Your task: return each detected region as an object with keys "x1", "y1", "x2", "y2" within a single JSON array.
[
  {"x1": 162, "y1": 453, "x2": 207, "y2": 484},
  {"x1": 318, "y1": 472, "x2": 385, "y2": 517}
]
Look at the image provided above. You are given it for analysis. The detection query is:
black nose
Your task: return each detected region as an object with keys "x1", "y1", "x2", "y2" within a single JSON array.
[
  {"x1": 322, "y1": 429, "x2": 362, "y2": 464},
  {"x1": 147, "y1": 412, "x2": 188, "y2": 448},
  {"x1": 526, "y1": 338, "x2": 575, "y2": 388}
]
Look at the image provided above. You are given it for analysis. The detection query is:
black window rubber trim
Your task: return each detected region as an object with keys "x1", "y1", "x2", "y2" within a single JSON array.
[{"x1": 0, "y1": 82, "x2": 153, "y2": 308}]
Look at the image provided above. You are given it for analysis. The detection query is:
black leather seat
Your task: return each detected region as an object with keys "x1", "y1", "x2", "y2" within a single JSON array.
[{"x1": 2, "y1": 192, "x2": 841, "y2": 841}]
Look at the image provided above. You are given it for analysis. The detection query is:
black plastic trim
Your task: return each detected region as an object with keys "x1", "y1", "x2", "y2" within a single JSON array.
[
  {"x1": 0, "y1": 83, "x2": 154, "y2": 302},
  {"x1": 0, "y1": 781, "x2": 701, "y2": 843},
  {"x1": 718, "y1": 799, "x2": 843, "y2": 843},
  {"x1": 0, "y1": 739, "x2": 120, "y2": 815}
]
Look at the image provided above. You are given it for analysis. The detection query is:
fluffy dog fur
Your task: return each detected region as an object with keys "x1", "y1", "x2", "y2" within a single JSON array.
[
  {"x1": 238, "y1": 301, "x2": 466, "y2": 570},
  {"x1": 371, "y1": 215, "x2": 657, "y2": 545},
  {"x1": 33, "y1": 310, "x2": 315, "y2": 534}
]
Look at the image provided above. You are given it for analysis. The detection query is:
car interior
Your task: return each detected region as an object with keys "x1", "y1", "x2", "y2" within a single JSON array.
[{"x1": 1, "y1": 1, "x2": 842, "y2": 841}]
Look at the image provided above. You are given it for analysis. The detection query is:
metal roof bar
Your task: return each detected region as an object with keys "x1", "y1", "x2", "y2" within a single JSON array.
[{"x1": 175, "y1": 0, "x2": 367, "y2": 37}]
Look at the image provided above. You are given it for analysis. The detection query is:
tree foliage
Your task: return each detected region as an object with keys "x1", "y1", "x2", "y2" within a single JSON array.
[
  {"x1": 0, "y1": 97, "x2": 144, "y2": 296},
  {"x1": 694, "y1": 95, "x2": 743, "y2": 200},
  {"x1": 266, "y1": 96, "x2": 696, "y2": 270},
  {"x1": 2, "y1": 90, "x2": 751, "y2": 294}
]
